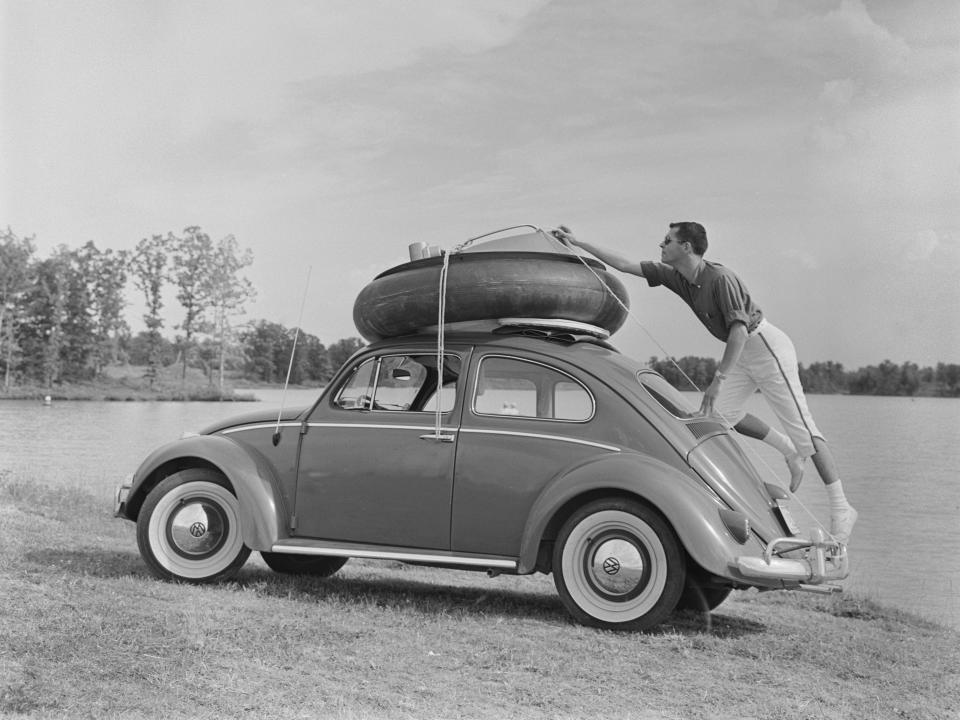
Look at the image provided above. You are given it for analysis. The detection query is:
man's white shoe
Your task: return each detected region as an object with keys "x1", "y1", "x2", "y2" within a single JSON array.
[
  {"x1": 831, "y1": 506, "x2": 858, "y2": 545},
  {"x1": 787, "y1": 453, "x2": 805, "y2": 493}
]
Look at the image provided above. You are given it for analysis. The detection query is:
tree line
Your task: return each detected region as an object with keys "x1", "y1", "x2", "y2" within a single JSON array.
[
  {"x1": 3, "y1": 226, "x2": 957, "y2": 397},
  {"x1": 0, "y1": 227, "x2": 364, "y2": 392},
  {"x1": 647, "y1": 356, "x2": 960, "y2": 397}
]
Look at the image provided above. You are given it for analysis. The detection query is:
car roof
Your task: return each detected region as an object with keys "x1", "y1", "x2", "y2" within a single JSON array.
[{"x1": 367, "y1": 329, "x2": 613, "y2": 353}]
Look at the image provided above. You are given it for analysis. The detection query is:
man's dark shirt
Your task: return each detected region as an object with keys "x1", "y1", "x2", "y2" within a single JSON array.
[{"x1": 639, "y1": 260, "x2": 763, "y2": 342}]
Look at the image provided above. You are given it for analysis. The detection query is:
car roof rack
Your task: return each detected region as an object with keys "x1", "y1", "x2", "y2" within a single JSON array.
[{"x1": 492, "y1": 322, "x2": 615, "y2": 348}]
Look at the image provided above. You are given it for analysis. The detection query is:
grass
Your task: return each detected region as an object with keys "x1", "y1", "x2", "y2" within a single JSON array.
[
  {"x1": 0, "y1": 364, "x2": 256, "y2": 402},
  {"x1": 1, "y1": 472, "x2": 958, "y2": 720}
]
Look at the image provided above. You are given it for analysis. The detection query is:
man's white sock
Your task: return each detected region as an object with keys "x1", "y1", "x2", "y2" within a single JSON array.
[{"x1": 825, "y1": 479, "x2": 851, "y2": 511}]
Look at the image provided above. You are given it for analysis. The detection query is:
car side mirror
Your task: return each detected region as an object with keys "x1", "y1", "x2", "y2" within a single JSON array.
[{"x1": 392, "y1": 368, "x2": 412, "y2": 381}]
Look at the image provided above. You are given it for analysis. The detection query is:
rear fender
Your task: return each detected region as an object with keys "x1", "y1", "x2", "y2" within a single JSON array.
[
  {"x1": 126, "y1": 435, "x2": 284, "y2": 551},
  {"x1": 518, "y1": 452, "x2": 762, "y2": 575}
]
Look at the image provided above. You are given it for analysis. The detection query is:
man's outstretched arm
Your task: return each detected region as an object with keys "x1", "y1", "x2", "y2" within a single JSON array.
[{"x1": 551, "y1": 226, "x2": 648, "y2": 277}]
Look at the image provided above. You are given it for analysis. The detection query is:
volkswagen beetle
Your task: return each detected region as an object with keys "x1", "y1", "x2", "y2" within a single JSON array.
[{"x1": 115, "y1": 327, "x2": 848, "y2": 630}]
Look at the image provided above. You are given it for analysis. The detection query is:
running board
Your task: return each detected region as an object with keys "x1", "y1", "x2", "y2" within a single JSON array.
[{"x1": 271, "y1": 539, "x2": 517, "y2": 571}]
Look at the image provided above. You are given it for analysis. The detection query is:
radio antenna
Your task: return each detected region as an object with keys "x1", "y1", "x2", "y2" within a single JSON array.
[{"x1": 272, "y1": 265, "x2": 312, "y2": 446}]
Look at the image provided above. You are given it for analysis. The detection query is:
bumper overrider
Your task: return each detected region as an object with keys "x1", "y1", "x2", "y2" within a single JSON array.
[
  {"x1": 735, "y1": 528, "x2": 849, "y2": 591},
  {"x1": 114, "y1": 476, "x2": 133, "y2": 518}
]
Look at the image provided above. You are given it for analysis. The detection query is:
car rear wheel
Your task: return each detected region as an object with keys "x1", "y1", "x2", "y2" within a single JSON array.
[
  {"x1": 136, "y1": 468, "x2": 250, "y2": 583},
  {"x1": 553, "y1": 498, "x2": 685, "y2": 631},
  {"x1": 260, "y1": 552, "x2": 348, "y2": 577}
]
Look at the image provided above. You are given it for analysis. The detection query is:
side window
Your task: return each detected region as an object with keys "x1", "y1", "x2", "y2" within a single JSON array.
[
  {"x1": 421, "y1": 382, "x2": 457, "y2": 413},
  {"x1": 554, "y1": 380, "x2": 593, "y2": 420},
  {"x1": 335, "y1": 358, "x2": 376, "y2": 409},
  {"x1": 334, "y1": 354, "x2": 459, "y2": 412},
  {"x1": 474, "y1": 356, "x2": 593, "y2": 421}
]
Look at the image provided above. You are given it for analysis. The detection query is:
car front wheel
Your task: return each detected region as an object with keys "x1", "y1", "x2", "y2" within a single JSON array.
[
  {"x1": 136, "y1": 468, "x2": 251, "y2": 583},
  {"x1": 553, "y1": 498, "x2": 685, "y2": 631}
]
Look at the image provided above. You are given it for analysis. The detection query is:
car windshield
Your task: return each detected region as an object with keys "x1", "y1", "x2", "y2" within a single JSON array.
[{"x1": 636, "y1": 372, "x2": 697, "y2": 419}]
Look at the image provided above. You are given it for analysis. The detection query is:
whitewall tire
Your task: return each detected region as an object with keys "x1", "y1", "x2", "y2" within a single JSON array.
[
  {"x1": 553, "y1": 498, "x2": 685, "y2": 630},
  {"x1": 136, "y1": 468, "x2": 250, "y2": 582}
]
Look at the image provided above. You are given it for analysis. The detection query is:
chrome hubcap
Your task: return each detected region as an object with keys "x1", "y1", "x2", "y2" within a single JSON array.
[
  {"x1": 167, "y1": 500, "x2": 228, "y2": 557},
  {"x1": 588, "y1": 536, "x2": 647, "y2": 598}
]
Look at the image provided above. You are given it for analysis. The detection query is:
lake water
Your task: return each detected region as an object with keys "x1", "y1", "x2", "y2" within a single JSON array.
[{"x1": 1, "y1": 390, "x2": 958, "y2": 629}]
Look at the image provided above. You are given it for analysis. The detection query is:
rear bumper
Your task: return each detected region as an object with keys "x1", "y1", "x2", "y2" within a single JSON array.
[{"x1": 734, "y1": 528, "x2": 849, "y2": 586}]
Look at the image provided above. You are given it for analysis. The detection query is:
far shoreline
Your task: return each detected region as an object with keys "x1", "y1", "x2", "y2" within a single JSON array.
[{"x1": 0, "y1": 382, "x2": 259, "y2": 403}]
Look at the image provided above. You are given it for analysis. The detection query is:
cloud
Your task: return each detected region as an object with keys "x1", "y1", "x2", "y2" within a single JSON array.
[
  {"x1": 819, "y1": 78, "x2": 858, "y2": 109},
  {"x1": 906, "y1": 229, "x2": 940, "y2": 262},
  {"x1": 781, "y1": 247, "x2": 820, "y2": 271}
]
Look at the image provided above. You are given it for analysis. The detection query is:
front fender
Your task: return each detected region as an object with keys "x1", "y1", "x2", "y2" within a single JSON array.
[
  {"x1": 125, "y1": 434, "x2": 284, "y2": 551},
  {"x1": 518, "y1": 452, "x2": 761, "y2": 576}
]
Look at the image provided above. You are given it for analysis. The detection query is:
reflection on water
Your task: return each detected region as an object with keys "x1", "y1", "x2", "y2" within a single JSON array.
[{"x1": 1, "y1": 390, "x2": 958, "y2": 629}]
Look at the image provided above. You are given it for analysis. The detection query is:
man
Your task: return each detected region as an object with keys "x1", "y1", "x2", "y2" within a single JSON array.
[{"x1": 551, "y1": 222, "x2": 857, "y2": 544}]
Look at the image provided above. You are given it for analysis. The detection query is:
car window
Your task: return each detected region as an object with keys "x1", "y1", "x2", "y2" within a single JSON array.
[
  {"x1": 554, "y1": 380, "x2": 593, "y2": 420},
  {"x1": 421, "y1": 382, "x2": 457, "y2": 413},
  {"x1": 334, "y1": 354, "x2": 459, "y2": 412},
  {"x1": 473, "y1": 356, "x2": 593, "y2": 421},
  {"x1": 335, "y1": 358, "x2": 377, "y2": 409},
  {"x1": 637, "y1": 372, "x2": 697, "y2": 419}
]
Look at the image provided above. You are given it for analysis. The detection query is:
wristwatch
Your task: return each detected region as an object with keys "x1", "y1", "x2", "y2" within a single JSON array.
[{"x1": 714, "y1": 370, "x2": 727, "y2": 382}]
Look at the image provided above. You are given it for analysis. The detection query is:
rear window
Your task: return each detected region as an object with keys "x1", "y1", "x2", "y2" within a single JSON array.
[{"x1": 637, "y1": 372, "x2": 697, "y2": 419}]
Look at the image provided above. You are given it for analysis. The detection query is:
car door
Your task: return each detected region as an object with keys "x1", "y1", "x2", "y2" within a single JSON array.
[
  {"x1": 293, "y1": 349, "x2": 466, "y2": 549},
  {"x1": 452, "y1": 351, "x2": 617, "y2": 557}
]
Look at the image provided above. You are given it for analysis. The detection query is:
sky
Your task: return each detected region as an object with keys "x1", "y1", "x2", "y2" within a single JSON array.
[{"x1": 2, "y1": 0, "x2": 958, "y2": 369}]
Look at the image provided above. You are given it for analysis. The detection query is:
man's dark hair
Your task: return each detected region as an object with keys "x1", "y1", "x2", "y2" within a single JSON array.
[{"x1": 669, "y1": 222, "x2": 708, "y2": 255}]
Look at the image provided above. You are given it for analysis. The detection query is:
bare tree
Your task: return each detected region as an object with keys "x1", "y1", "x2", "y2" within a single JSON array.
[
  {"x1": 83, "y1": 242, "x2": 129, "y2": 373},
  {"x1": 204, "y1": 234, "x2": 256, "y2": 396},
  {"x1": 170, "y1": 226, "x2": 215, "y2": 383}
]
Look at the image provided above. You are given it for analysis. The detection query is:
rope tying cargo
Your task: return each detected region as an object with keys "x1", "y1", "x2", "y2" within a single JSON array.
[
  {"x1": 429, "y1": 249, "x2": 451, "y2": 441},
  {"x1": 426, "y1": 225, "x2": 544, "y2": 441}
]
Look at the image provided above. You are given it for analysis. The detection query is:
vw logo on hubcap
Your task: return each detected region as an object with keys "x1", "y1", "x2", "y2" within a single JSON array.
[
  {"x1": 602, "y1": 557, "x2": 621, "y2": 575},
  {"x1": 189, "y1": 521, "x2": 207, "y2": 538}
]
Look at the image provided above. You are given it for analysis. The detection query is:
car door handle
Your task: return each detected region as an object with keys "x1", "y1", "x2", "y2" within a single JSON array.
[{"x1": 419, "y1": 432, "x2": 456, "y2": 443}]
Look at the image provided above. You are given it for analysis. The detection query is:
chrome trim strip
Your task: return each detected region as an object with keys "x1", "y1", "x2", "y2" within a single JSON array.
[
  {"x1": 271, "y1": 544, "x2": 517, "y2": 569},
  {"x1": 221, "y1": 422, "x2": 301, "y2": 435},
  {"x1": 460, "y1": 428, "x2": 620, "y2": 452},
  {"x1": 223, "y1": 422, "x2": 617, "y2": 452},
  {"x1": 224, "y1": 422, "x2": 461, "y2": 434},
  {"x1": 307, "y1": 423, "x2": 459, "y2": 433}
]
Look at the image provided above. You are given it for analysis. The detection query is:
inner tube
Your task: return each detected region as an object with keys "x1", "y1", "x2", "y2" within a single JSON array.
[{"x1": 353, "y1": 251, "x2": 630, "y2": 342}]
